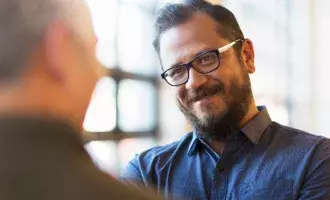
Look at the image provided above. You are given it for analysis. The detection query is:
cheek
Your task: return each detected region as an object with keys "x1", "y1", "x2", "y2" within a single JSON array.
[
  {"x1": 174, "y1": 86, "x2": 186, "y2": 105},
  {"x1": 209, "y1": 65, "x2": 239, "y2": 91},
  {"x1": 74, "y1": 58, "x2": 99, "y2": 99},
  {"x1": 85, "y1": 49, "x2": 101, "y2": 79}
]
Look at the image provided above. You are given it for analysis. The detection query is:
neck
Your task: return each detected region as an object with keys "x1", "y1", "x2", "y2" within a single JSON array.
[
  {"x1": 239, "y1": 102, "x2": 259, "y2": 128},
  {"x1": 207, "y1": 102, "x2": 259, "y2": 156},
  {"x1": 0, "y1": 85, "x2": 82, "y2": 132}
]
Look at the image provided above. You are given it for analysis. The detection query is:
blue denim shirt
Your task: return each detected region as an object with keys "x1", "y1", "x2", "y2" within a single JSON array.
[{"x1": 120, "y1": 107, "x2": 330, "y2": 200}]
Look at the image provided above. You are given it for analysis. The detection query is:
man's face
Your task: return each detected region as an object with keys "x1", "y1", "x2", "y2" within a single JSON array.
[
  {"x1": 46, "y1": 1, "x2": 102, "y2": 127},
  {"x1": 68, "y1": 2, "x2": 103, "y2": 126},
  {"x1": 159, "y1": 13, "x2": 254, "y2": 140}
]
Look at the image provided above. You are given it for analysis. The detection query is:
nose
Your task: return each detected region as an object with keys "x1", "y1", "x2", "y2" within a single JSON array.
[{"x1": 185, "y1": 67, "x2": 208, "y2": 90}]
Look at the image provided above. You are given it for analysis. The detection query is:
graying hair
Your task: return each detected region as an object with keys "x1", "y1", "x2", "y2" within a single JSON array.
[
  {"x1": 153, "y1": 0, "x2": 244, "y2": 66},
  {"x1": 0, "y1": 0, "x2": 78, "y2": 82}
]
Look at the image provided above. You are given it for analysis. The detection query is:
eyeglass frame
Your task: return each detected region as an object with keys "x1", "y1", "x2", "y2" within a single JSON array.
[{"x1": 160, "y1": 39, "x2": 244, "y2": 86}]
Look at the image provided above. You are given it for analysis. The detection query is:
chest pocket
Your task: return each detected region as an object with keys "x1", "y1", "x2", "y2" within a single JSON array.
[{"x1": 238, "y1": 177, "x2": 296, "y2": 200}]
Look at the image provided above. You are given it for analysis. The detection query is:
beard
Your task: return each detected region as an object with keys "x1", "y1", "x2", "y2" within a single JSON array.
[{"x1": 177, "y1": 70, "x2": 253, "y2": 143}]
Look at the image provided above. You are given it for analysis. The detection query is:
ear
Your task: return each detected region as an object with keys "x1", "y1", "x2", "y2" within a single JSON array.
[
  {"x1": 43, "y1": 20, "x2": 71, "y2": 82},
  {"x1": 240, "y1": 38, "x2": 255, "y2": 74}
]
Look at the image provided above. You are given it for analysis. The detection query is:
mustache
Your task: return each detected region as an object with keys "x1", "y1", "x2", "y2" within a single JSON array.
[{"x1": 184, "y1": 83, "x2": 225, "y2": 104}]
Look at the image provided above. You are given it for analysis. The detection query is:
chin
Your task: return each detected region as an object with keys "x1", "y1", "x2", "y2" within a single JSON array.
[
  {"x1": 196, "y1": 102, "x2": 228, "y2": 115},
  {"x1": 198, "y1": 105, "x2": 228, "y2": 121}
]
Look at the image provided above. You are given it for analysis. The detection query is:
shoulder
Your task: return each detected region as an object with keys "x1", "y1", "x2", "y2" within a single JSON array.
[
  {"x1": 54, "y1": 157, "x2": 159, "y2": 200},
  {"x1": 122, "y1": 132, "x2": 194, "y2": 172},
  {"x1": 119, "y1": 132, "x2": 194, "y2": 185},
  {"x1": 270, "y1": 122, "x2": 326, "y2": 141},
  {"x1": 267, "y1": 122, "x2": 330, "y2": 153},
  {"x1": 136, "y1": 132, "x2": 194, "y2": 164}
]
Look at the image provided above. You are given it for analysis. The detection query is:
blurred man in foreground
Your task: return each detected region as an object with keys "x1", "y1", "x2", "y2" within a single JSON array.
[
  {"x1": 120, "y1": 0, "x2": 330, "y2": 199},
  {"x1": 0, "y1": 0, "x2": 161, "y2": 199}
]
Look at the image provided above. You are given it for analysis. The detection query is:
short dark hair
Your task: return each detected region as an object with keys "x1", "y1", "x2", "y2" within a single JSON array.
[{"x1": 152, "y1": 0, "x2": 244, "y2": 58}]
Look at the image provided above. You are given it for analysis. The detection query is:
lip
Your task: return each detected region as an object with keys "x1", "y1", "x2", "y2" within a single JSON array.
[{"x1": 194, "y1": 95, "x2": 215, "y2": 106}]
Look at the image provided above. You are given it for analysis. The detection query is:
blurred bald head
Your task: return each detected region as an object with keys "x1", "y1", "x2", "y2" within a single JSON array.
[
  {"x1": 0, "y1": 0, "x2": 101, "y2": 130},
  {"x1": 0, "y1": 0, "x2": 91, "y2": 80}
]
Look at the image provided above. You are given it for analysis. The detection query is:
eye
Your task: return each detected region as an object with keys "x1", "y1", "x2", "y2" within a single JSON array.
[
  {"x1": 195, "y1": 52, "x2": 218, "y2": 66},
  {"x1": 166, "y1": 66, "x2": 186, "y2": 80}
]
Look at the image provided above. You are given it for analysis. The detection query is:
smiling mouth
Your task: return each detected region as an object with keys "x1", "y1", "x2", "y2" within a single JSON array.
[
  {"x1": 193, "y1": 95, "x2": 216, "y2": 104},
  {"x1": 189, "y1": 93, "x2": 213, "y2": 103}
]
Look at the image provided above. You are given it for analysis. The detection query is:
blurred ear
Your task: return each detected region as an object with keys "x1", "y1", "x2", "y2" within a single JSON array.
[
  {"x1": 240, "y1": 38, "x2": 255, "y2": 74},
  {"x1": 43, "y1": 20, "x2": 71, "y2": 82}
]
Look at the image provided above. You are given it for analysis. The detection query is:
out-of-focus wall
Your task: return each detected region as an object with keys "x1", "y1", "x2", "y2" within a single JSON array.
[
  {"x1": 287, "y1": 0, "x2": 314, "y2": 133},
  {"x1": 314, "y1": 0, "x2": 330, "y2": 136}
]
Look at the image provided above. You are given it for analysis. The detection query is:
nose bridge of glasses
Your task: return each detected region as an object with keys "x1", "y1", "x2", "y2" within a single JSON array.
[
  {"x1": 185, "y1": 63, "x2": 208, "y2": 89},
  {"x1": 186, "y1": 60, "x2": 204, "y2": 74}
]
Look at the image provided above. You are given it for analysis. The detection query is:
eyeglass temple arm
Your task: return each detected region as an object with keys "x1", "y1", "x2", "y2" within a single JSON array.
[{"x1": 218, "y1": 39, "x2": 244, "y2": 53}]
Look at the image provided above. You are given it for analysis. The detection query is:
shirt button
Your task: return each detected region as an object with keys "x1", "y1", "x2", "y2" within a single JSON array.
[{"x1": 219, "y1": 167, "x2": 224, "y2": 172}]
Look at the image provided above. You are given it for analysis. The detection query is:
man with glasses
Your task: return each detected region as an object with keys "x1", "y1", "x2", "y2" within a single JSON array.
[{"x1": 121, "y1": 0, "x2": 330, "y2": 199}]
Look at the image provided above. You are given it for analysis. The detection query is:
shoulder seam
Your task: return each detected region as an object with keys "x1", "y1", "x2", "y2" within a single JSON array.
[{"x1": 272, "y1": 122, "x2": 321, "y2": 137}]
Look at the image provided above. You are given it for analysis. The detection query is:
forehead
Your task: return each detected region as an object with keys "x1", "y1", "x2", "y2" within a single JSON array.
[{"x1": 159, "y1": 12, "x2": 224, "y2": 70}]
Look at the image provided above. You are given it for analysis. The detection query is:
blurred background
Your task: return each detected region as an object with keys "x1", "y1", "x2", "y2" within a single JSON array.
[{"x1": 82, "y1": 0, "x2": 330, "y2": 175}]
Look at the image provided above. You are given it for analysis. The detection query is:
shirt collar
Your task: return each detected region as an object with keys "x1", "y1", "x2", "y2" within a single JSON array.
[
  {"x1": 241, "y1": 106, "x2": 272, "y2": 144},
  {"x1": 187, "y1": 132, "x2": 200, "y2": 156},
  {"x1": 187, "y1": 106, "x2": 272, "y2": 156}
]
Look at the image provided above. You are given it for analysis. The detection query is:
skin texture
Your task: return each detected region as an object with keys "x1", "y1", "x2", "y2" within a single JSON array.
[
  {"x1": 159, "y1": 12, "x2": 259, "y2": 153},
  {"x1": 0, "y1": 0, "x2": 102, "y2": 131}
]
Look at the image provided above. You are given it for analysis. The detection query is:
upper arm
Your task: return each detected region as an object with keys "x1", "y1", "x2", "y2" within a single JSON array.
[
  {"x1": 298, "y1": 138, "x2": 330, "y2": 199},
  {"x1": 119, "y1": 157, "x2": 160, "y2": 195},
  {"x1": 119, "y1": 158, "x2": 143, "y2": 182}
]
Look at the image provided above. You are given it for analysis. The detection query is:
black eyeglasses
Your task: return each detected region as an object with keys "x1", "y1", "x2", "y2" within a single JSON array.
[{"x1": 161, "y1": 39, "x2": 243, "y2": 86}]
